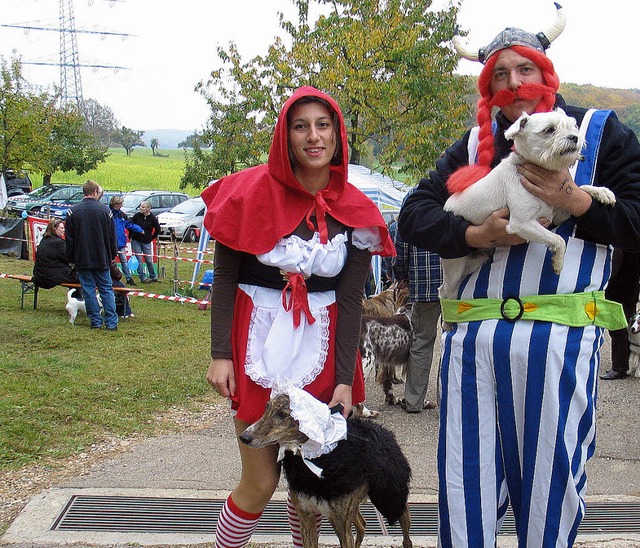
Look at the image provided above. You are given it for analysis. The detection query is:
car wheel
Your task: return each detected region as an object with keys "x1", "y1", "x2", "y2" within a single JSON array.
[{"x1": 184, "y1": 228, "x2": 197, "y2": 243}]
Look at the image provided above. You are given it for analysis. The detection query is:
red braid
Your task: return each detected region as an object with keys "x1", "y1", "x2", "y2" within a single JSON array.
[{"x1": 446, "y1": 46, "x2": 560, "y2": 194}]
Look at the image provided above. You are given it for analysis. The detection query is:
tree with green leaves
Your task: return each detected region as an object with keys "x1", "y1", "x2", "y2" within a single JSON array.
[
  {"x1": 183, "y1": 0, "x2": 471, "y2": 190},
  {"x1": 0, "y1": 56, "x2": 108, "y2": 183},
  {"x1": 83, "y1": 98, "x2": 119, "y2": 148},
  {"x1": 114, "y1": 126, "x2": 145, "y2": 156},
  {"x1": 36, "y1": 103, "x2": 109, "y2": 185},
  {"x1": 150, "y1": 138, "x2": 159, "y2": 156}
]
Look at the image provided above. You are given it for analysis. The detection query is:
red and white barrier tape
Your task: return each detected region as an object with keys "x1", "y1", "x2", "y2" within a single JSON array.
[{"x1": 1, "y1": 273, "x2": 211, "y2": 306}]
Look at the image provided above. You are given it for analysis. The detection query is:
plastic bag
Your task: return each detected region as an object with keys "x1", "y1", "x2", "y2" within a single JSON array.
[{"x1": 127, "y1": 254, "x2": 139, "y2": 272}]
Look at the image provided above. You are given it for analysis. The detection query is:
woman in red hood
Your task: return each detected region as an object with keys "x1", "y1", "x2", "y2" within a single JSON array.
[{"x1": 202, "y1": 86, "x2": 395, "y2": 547}]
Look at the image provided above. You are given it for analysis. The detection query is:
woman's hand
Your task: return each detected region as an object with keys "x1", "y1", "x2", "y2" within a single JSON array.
[
  {"x1": 206, "y1": 358, "x2": 235, "y2": 398},
  {"x1": 518, "y1": 163, "x2": 592, "y2": 217},
  {"x1": 328, "y1": 384, "x2": 353, "y2": 418}
]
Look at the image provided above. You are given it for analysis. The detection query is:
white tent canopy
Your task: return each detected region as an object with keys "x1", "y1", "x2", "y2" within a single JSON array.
[
  {"x1": 347, "y1": 164, "x2": 409, "y2": 211},
  {"x1": 191, "y1": 165, "x2": 410, "y2": 293}
]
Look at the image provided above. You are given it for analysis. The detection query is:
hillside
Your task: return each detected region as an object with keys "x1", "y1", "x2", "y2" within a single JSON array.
[{"x1": 141, "y1": 129, "x2": 194, "y2": 150}]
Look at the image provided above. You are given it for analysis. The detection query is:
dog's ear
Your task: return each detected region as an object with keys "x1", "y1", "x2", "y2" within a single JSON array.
[{"x1": 504, "y1": 112, "x2": 529, "y2": 140}]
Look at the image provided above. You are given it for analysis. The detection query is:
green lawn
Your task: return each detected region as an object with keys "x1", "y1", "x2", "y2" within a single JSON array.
[
  {"x1": 47, "y1": 147, "x2": 193, "y2": 194},
  {"x1": 0, "y1": 250, "x2": 221, "y2": 472}
]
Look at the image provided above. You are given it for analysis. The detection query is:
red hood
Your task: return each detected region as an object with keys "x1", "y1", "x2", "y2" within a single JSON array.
[{"x1": 202, "y1": 86, "x2": 395, "y2": 257}]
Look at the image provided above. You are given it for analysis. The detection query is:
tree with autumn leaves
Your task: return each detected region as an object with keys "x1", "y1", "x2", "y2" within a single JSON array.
[{"x1": 182, "y1": 0, "x2": 472, "y2": 189}]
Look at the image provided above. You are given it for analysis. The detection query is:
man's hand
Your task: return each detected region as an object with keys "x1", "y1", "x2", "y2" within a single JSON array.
[
  {"x1": 465, "y1": 208, "x2": 529, "y2": 249},
  {"x1": 518, "y1": 163, "x2": 592, "y2": 217}
]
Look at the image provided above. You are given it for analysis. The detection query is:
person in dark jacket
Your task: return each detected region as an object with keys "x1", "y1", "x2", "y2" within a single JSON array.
[
  {"x1": 109, "y1": 195, "x2": 143, "y2": 286},
  {"x1": 130, "y1": 201, "x2": 161, "y2": 283},
  {"x1": 32, "y1": 218, "x2": 78, "y2": 289},
  {"x1": 601, "y1": 249, "x2": 640, "y2": 380},
  {"x1": 65, "y1": 180, "x2": 118, "y2": 330},
  {"x1": 398, "y1": 6, "x2": 640, "y2": 547}
]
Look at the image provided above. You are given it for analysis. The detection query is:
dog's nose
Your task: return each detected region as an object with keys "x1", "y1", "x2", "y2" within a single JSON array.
[
  {"x1": 569, "y1": 135, "x2": 578, "y2": 144},
  {"x1": 238, "y1": 432, "x2": 252, "y2": 445}
]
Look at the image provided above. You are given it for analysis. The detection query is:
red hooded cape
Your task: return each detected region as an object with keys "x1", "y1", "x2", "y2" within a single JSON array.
[{"x1": 201, "y1": 86, "x2": 395, "y2": 257}]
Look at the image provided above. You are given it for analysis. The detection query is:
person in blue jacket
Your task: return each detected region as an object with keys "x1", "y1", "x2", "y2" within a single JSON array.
[{"x1": 109, "y1": 195, "x2": 143, "y2": 285}]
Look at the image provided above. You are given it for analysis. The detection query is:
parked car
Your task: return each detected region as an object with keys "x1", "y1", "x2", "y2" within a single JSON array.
[
  {"x1": 48, "y1": 190, "x2": 124, "y2": 219},
  {"x1": 120, "y1": 190, "x2": 189, "y2": 217},
  {"x1": 6, "y1": 184, "x2": 79, "y2": 216},
  {"x1": 3, "y1": 170, "x2": 32, "y2": 197},
  {"x1": 157, "y1": 197, "x2": 206, "y2": 243}
]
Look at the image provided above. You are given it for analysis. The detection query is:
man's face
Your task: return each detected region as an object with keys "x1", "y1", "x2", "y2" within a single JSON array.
[{"x1": 490, "y1": 48, "x2": 545, "y2": 122}]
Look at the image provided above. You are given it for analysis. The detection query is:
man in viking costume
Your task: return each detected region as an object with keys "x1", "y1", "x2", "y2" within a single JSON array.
[{"x1": 399, "y1": 4, "x2": 640, "y2": 546}]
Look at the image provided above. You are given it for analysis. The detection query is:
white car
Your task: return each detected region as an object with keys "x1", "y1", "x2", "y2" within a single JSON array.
[{"x1": 157, "y1": 197, "x2": 206, "y2": 243}]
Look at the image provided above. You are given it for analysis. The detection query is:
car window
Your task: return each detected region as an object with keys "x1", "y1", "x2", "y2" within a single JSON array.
[
  {"x1": 147, "y1": 195, "x2": 161, "y2": 209},
  {"x1": 169, "y1": 199, "x2": 203, "y2": 215},
  {"x1": 122, "y1": 194, "x2": 143, "y2": 209}
]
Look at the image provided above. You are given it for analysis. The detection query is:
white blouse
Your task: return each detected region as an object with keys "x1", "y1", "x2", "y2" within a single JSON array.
[{"x1": 240, "y1": 227, "x2": 382, "y2": 390}]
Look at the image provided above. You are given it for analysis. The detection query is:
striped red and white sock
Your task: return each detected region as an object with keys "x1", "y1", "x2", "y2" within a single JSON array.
[
  {"x1": 215, "y1": 495, "x2": 262, "y2": 548},
  {"x1": 287, "y1": 492, "x2": 323, "y2": 548}
]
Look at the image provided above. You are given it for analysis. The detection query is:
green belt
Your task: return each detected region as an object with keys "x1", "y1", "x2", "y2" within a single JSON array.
[{"x1": 441, "y1": 291, "x2": 627, "y2": 330}]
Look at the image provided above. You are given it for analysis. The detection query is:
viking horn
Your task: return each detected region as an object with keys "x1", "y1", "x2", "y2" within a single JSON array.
[
  {"x1": 453, "y1": 35, "x2": 479, "y2": 62},
  {"x1": 541, "y1": 3, "x2": 566, "y2": 44}
]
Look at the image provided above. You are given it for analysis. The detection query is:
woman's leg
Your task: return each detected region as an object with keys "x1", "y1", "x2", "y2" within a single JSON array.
[
  {"x1": 142, "y1": 242, "x2": 157, "y2": 280},
  {"x1": 130, "y1": 240, "x2": 146, "y2": 281},
  {"x1": 215, "y1": 417, "x2": 280, "y2": 548},
  {"x1": 118, "y1": 248, "x2": 133, "y2": 282}
]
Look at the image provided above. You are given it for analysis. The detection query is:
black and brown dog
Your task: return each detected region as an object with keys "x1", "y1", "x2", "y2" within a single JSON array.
[{"x1": 239, "y1": 393, "x2": 413, "y2": 548}]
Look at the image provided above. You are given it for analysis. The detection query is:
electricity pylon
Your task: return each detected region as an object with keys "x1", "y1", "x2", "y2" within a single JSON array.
[{"x1": 59, "y1": 0, "x2": 84, "y2": 110}]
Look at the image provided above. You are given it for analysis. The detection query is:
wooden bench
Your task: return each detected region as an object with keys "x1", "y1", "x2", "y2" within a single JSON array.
[{"x1": 3, "y1": 274, "x2": 135, "y2": 310}]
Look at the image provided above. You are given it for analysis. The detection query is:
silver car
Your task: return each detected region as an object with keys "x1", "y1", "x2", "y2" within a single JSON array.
[{"x1": 157, "y1": 197, "x2": 206, "y2": 243}]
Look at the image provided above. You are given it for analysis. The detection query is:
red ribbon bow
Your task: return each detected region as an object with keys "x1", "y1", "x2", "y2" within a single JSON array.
[
  {"x1": 282, "y1": 273, "x2": 316, "y2": 328},
  {"x1": 305, "y1": 191, "x2": 334, "y2": 244}
]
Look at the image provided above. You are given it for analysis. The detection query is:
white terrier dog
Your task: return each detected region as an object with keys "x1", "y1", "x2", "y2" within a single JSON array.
[
  {"x1": 439, "y1": 108, "x2": 617, "y2": 300},
  {"x1": 65, "y1": 288, "x2": 102, "y2": 325}
]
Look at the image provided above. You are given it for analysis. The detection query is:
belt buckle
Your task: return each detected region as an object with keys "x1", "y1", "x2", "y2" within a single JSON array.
[
  {"x1": 280, "y1": 270, "x2": 309, "y2": 282},
  {"x1": 500, "y1": 296, "x2": 524, "y2": 322}
]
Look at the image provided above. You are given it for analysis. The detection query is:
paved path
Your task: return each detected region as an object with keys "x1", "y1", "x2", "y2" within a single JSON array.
[{"x1": 2, "y1": 337, "x2": 640, "y2": 547}]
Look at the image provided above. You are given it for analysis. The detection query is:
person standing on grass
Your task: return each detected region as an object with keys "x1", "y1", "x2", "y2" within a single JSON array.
[
  {"x1": 109, "y1": 195, "x2": 143, "y2": 286},
  {"x1": 130, "y1": 201, "x2": 161, "y2": 283},
  {"x1": 201, "y1": 86, "x2": 395, "y2": 548},
  {"x1": 65, "y1": 180, "x2": 118, "y2": 331}
]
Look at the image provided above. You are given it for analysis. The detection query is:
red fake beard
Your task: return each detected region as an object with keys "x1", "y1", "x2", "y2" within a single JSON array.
[{"x1": 489, "y1": 83, "x2": 556, "y2": 110}]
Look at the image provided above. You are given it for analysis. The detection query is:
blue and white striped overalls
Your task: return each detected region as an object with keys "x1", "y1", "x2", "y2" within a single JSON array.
[{"x1": 438, "y1": 110, "x2": 613, "y2": 548}]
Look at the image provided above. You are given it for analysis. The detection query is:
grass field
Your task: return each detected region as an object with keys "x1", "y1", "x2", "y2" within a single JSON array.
[
  {"x1": 0, "y1": 248, "x2": 221, "y2": 473},
  {"x1": 47, "y1": 147, "x2": 194, "y2": 194}
]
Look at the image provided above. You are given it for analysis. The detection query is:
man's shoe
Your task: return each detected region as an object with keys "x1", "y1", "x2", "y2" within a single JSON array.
[
  {"x1": 126, "y1": 278, "x2": 136, "y2": 286},
  {"x1": 90, "y1": 325, "x2": 102, "y2": 330},
  {"x1": 423, "y1": 400, "x2": 438, "y2": 410},
  {"x1": 398, "y1": 398, "x2": 420, "y2": 414},
  {"x1": 105, "y1": 326, "x2": 118, "y2": 331},
  {"x1": 150, "y1": 279, "x2": 160, "y2": 283},
  {"x1": 599, "y1": 369, "x2": 627, "y2": 380}
]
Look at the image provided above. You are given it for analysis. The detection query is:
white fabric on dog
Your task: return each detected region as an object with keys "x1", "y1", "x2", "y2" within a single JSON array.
[{"x1": 274, "y1": 384, "x2": 347, "y2": 462}]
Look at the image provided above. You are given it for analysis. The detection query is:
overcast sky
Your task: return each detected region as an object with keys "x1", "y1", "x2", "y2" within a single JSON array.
[{"x1": 1, "y1": 0, "x2": 638, "y2": 132}]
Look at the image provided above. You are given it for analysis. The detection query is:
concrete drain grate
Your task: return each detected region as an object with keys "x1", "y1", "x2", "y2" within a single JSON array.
[{"x1": 52, "y1": 495, "x2": 640, "y2": 536}]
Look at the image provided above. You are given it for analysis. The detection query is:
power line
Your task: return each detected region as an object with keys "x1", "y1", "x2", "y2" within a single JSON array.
[{"x1": 0, "y1": 23, "x2": 133, "y2": 39}]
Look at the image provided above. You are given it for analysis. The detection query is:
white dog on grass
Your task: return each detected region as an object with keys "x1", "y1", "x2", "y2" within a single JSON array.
[
  {"x1": 439, "y1": 108, "x2": 617, "y2": 300},
  {"x1": 66, "y1": 288, "x2": 102, "y2": 325}
]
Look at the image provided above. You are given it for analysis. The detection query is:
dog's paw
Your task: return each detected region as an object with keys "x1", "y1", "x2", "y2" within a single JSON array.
[{"x1": 582, "y1": 185, "x2": 616, "y2": 206}]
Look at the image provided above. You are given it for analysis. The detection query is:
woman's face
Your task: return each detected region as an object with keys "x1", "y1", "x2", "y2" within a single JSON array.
[
  {"x1": 288, "y1": 101, "x2": 337, "y2": 179},
  {"x1": 54, "y1": 222, "x2": 65, "y2": 238}
]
